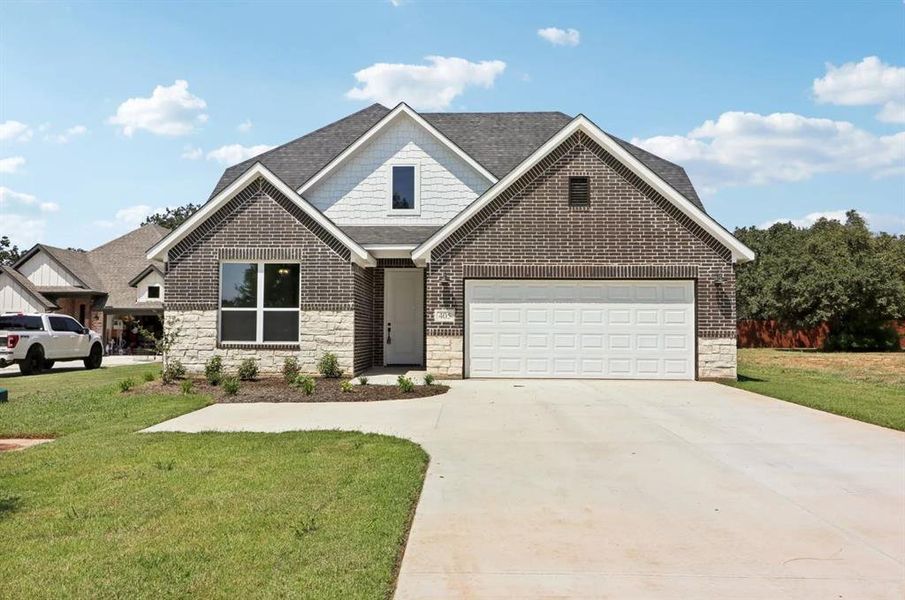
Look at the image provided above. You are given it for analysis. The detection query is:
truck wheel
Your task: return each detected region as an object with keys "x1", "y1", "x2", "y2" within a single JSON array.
[
  {"x1": 43, "y1": 360, "x2": 55, "y2": 370},
  {"x1": 19, "y1": 346, "x2": 45, "y2": 376},
  {"x1": 84, "y1": 343, "x2": 103, "y2": 370}
]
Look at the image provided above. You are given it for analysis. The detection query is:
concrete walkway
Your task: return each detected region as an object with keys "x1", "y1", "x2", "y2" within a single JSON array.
[{"x1": 146, "y1": 380, "x2": 905, "y2": 599}]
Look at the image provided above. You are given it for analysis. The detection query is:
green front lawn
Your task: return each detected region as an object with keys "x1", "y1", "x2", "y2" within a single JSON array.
[
  {"x1": 0, "y1": 365, "x2": 427, "y2": 599},
  {"x1": 725, "y1": 349, "x2": 905, "y2": 431}
]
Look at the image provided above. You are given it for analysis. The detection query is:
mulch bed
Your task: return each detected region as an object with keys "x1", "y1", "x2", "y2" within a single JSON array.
[{"x1": 145, "y1": 377, "x2": 449, "y2": 403}]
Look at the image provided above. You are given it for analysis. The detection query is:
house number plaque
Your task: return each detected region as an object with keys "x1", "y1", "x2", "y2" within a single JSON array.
[{"x1": 433, "y1": 308, "x2": 455, "y2": 323}]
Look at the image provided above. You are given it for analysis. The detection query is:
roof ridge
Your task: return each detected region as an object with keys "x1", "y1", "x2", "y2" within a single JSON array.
[
  {"x1": 88, "y1": 223, "x2": 169, "y2": 254},
  {"x1": 219, "y1": 103, "x2": 390, "y2": 178},
  {"x1": 423, "y1": 110, "x2": 571, "y2": 116}
]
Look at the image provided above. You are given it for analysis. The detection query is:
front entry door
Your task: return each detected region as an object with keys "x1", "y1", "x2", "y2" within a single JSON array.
[{"x1": 384, "y1": 269, "x2": 424, "y2": 365}]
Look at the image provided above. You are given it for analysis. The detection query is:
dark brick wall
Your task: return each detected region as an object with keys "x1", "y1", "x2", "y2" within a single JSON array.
[
  {"x1": 426, "y1": 132, "x2": 736, "y2": 339},
  {"x1": 352, "y1": 264, "x2": 374, "y2": 373},
  {"x1": 166, "y1": 178, "x2": 353, "y2": 310}
]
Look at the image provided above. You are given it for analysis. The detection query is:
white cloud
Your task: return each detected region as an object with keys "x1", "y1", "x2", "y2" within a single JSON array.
[
  {"x1": 537, "y1": 27, "x2": 580, "y2": 47},
  {"x1": 94, "y1": 204, "x2": 162, "y2": 230},
  {"x1": 181, "y1": 145, "x2": 203, "y2": 160},
  {"x1": 388, "y1": 0, "x2": 402, "y2": 6},
  {"x1": 237, "y1": 119, "x2": 253, "y2": 133},
  {"x1": 0, "y1": 156, "x2": 26, "y2": 174},
  {"x1": 0, "y1": 214, "x2": 45, "y2": 248},
  {"x1": 346, "y1": 56, "x2": 506, "y2": 110},
  {"x1": 108, "y1": 80, "x2": 208, "y2": 136},
  {"x1": 0, "y1": 120, "x2": 32, "y2": 142},
  {"x1": 631, "y1": 111, "x2": 905, "y2": 192},
  {"x1": 0, "y1": 187, "x2": 54, "y2": 246},
  {"x1": 0, "y1": 186, "x2": 38, "y2": 207},
  {"x1": 48, "y1": 124, "x2": 88, "y2": 144},
  {"x1": 761, "y1": 210, "x2": 905, "y2": 234},
  {"x1": 813, "y1": 56, "x2": 905, "y2": 123},
  {"x1": 206, "y1": 143, "x2": 275, "y2": 166}
]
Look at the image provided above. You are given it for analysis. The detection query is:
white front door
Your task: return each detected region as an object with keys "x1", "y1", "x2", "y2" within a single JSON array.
[
  {"x1": 384, "y1": 269, "x2": 424, "y2": 365},
  {"x1": 466, "y1": 279, "x2": 696, "y2": 380}
]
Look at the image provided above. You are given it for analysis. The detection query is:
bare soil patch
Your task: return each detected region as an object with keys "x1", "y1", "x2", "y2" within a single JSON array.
[
  {"x1": 738, "y1": 349, "x2": 905, "y2": 386},
  {"x1": 0, "y1": 438, "x2": 53, "y2": 452},
  {"x1": 145, "y1": 377, "x2": 449, "y2": 403}
]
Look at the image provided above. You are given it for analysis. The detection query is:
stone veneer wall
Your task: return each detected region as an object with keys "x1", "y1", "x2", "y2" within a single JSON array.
[
  {"x1": 697, "y1": 338, "x2": 737, "y2": 379},
  {"x1": 426, "y1": 335, "x2": 463, "y2": 378},
  {"x1": 166, "y1": 309, "x2": 353, "y2": 374}
]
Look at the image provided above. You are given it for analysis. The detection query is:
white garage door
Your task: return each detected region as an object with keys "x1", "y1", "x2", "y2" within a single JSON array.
[{"x1": 465, "y1": 280, "x2": 695, "y2": 380}]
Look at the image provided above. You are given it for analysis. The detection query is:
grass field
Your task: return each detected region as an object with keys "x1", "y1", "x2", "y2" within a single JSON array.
[
  {"x1": 0, "y1": 365, "x2": 427, "y2": 599},
  {"x1": 725, "y1": 349, "x2": 905, "y2": 431}
]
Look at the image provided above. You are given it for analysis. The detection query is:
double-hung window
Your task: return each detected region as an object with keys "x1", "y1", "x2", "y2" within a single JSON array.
[{"x1": 220, "y1": 262, "x2": 300, "y2": 343}]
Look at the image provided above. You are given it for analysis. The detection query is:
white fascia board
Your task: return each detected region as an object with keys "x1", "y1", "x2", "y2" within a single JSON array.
[
  {"x1": 147, "y1": 163, "x2": 375, "y2": 267},
  {"x1": 363, "y1": 244, "x2": 418, "y2": 259},
  {"x1": 412, "y1": 116, "x2": 755, "y2": 264},
  {"x1": 296, "y1": 103, "x2": 497, "y2": 196}
]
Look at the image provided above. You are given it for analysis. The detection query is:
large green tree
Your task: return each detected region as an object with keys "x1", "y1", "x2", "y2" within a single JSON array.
[
  {"x1": 735, "y1": 210, "x2": 905, "y2": 350},
  {"x1": 143, "y1": 203, "x2": 200, "y2": 230},
  {"x1": 0, "y1": 236, "x2": 21, "y2": 266}
]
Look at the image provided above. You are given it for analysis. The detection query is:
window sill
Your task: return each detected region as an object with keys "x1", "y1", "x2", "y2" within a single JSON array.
[
  {"x1": 217, "y1": 342, "x2": 300, "y2": 351},
  {"x1": 386, "y1": 210, "x2": 421, "y2": 217}
]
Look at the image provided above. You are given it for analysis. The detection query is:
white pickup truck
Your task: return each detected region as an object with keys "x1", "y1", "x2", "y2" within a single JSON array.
[{"x1": 0, "y1": 313, "x2": 104, "y2": 375}]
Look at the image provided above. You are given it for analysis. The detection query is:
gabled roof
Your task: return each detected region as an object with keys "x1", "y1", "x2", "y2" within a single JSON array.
[
  {"x1": 0, "y1": 265, "x2": 58, "y2": 311},
  {"x1": 413, "y1": 115, "x2": 755, "y2": 264},
  {"x1": 88, "y1": 224, "x2": 169, "y2": 310},
  {"x1": 208, "y1": 104, "x2": 706, "y2": 212},
  {"x1": 12, "y1": 224, "x2": 169, "y2": 310},
  {"x1": 128, "y1": 264, "x2": 164, "y2": 287},
  {"x1": 14, "y1": 244, "x2": 102, "y2": 290},
  {"x1": 148, "y1": 163, "x2": 375, "y2": 267}
]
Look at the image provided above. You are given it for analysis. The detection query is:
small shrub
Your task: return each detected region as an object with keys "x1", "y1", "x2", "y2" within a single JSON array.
[
  {"x1": 180, "y1": 379, "x2": 194, "y2": 395},
  {"x1": 293, "y1": 374, "x2": 316, "y2": 395},
  {"x1": 118, "y1": 378, "x2": 135, "y2": 393},
  {"x1": 237, "y1": 358, "x2": 258, "y2": 381},
  {"x1": 142, "y1": 371, "x2": 155, "y2": 382},
  {"x1": 204, "y1": 355, "x2": 223, "y2": 385},
  {"x1": 282, "y1": 357, "x2": 301, "y2": 383},
  {"x1": 397, "y1": 375, "x2": 414, "y2": 393},
  {"x1": 161, "y1": 359, "x2": 186, "y2": 384},
  {"x1": 357, "y1": 376, "x2": 368, "y2": 386},
  {"x1": 423, "y1": 373, "x2": 435, "y2": 386},
  {"x1": 340, "y1": 380, "x2": 354, "y2": 393},
  {"x1": 222, "y1": 377, "x2": 240, "y2": 396},
  {"x1": 317, "y1": 352, "x2": 343, "y2": 378}
]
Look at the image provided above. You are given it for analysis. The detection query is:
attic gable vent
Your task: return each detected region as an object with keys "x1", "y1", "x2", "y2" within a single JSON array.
[{"x1": 569, "y1": 176, "x2": 590, "y2": 207}]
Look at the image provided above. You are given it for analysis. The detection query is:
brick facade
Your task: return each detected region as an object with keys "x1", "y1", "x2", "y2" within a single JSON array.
[
  {"x1": 423, "y1": 132, "x2": 737, "y2": 378},
  {"x1": 164, "y1": 133, "x2": 739, "y2": 379}
]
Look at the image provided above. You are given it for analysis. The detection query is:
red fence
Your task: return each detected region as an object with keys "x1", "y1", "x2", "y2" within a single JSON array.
[{"x1": 737, "y1": 320, "x2": 905, "y2": 349}]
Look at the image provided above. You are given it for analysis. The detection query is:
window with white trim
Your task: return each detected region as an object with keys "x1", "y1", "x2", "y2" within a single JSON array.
[
  {"x1": 219, "y1": 262, "x2": 300, "y2": 343},
  {"x1": 388, "y1": 164, "x2": 419, "y2": 214}
]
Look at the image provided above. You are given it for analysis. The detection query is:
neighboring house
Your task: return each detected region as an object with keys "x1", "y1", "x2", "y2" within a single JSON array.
[
  {"x1": 0, "y1": 224, "x2": 169, "y2": 346},
  {"x1": 148, "y1": 103, "x2": 754, "y2": 380}
]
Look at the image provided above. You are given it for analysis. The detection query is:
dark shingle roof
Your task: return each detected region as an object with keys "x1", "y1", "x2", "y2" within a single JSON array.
[
  {"x1": 86, "y1": 224, "x2": 169, "y2": 310},
  {"x1": 340, "y1": 225, "x2": 441, "y2": 245},
  {"x1": 208, "y1": 103, "x2": 705, "y2": 212},
  {"x1": 209, "y1": 104, "x2": 390, "y2": 199}
]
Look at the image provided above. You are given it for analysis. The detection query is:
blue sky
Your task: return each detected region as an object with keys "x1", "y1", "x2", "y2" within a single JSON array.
[{"x1": 1, "y1": 0, "x2": 904, "y2": 250}]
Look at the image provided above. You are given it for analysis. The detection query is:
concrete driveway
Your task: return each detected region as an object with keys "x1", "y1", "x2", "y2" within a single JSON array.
[{"x1": 146, "y1": 380, "x2": 905, "y2": 599}]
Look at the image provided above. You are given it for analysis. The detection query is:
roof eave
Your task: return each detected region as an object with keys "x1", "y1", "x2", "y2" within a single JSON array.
[{"x1": 147, "y1": 162, "x2": 375, "y2": 267}]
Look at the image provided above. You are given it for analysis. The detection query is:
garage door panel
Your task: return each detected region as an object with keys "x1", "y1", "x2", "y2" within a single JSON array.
[{"x1": 466, "y1": 280, "x2": 694, "y2": 380}]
